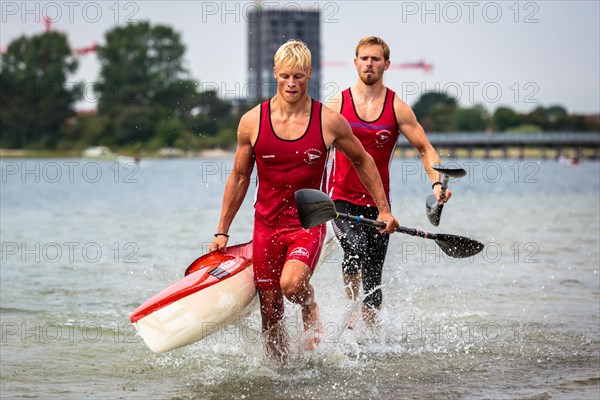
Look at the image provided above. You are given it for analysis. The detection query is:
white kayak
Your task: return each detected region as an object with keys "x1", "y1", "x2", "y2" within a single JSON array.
[
  {"x1": 130, "y1": 227, "x2": 337, "y2": 353},
  {"x1": 130, "y1": 242, "x2": 256, "y2": 353}
]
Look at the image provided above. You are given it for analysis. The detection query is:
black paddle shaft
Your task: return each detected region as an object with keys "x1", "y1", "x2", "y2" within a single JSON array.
[
  {"x1": 338, "y1": 212, "x2": 425, "y2": 235},
  {"x1": 295, "y1": 189, "x2": 484, "y2": 259},
  {"x1": 334, "y1": 212, "x2": 484, "y2": 258},
  {"x1": 338, "y1": 212, "x2": 448, "y2": 240}
]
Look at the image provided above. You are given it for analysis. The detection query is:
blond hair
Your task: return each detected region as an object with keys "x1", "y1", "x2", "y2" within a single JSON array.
[
  {"x1": 355, "y1": 36, "x2": 390, "y2": 61},
  {"x1": 273, "y1": 40, "x2": 312, "y2": 71}
]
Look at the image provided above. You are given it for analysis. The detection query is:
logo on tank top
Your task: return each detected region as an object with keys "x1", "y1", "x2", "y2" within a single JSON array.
[
  {"x1": 303, "y1": 148, "x2": 323, "y2": 164},
  {"x1": 375, "y1": 130, "x2": 391, "y2": 148}
]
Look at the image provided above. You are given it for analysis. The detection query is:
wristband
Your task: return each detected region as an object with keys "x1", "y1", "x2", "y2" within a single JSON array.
[
  {"x1": 432, "y1": 181, "x2": 443, "y2": 189},
  {"x1": 214, "y1": 233, "x2": 230, "y2": 238}
]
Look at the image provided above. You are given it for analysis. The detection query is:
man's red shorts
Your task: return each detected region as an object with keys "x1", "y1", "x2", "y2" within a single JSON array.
[{"x1": 252, "y1": 218, "x2": 326, "y2": 291}]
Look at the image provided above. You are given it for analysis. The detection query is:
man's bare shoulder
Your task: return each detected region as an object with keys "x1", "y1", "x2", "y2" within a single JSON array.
[
  {"x1": 238, "y1": 103, "x2": 262, "y2": 136},
  {"x1": 392, "y1": 93, "x2": 410, "y2": 111},
  {"x1": 321, "y1": 103, "x2": 352, "y2": 147},
  {"x1": 393, "y1": 94, "x2": 418, "y2": 122},
  {"x1": 240, "y1": 103, "x2": 261, "y2": 126}
]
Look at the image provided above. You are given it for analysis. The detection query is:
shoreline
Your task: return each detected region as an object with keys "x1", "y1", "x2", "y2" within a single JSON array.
[
  {"x1": 397, "y1": 147, "x2": 598, "y2": 160},
  {"x1": 1, "y1": 147, "x2": 597, "y2": 160},
  {"x1": 0, "y1": 148, "x2": 236, "y2": 159}
]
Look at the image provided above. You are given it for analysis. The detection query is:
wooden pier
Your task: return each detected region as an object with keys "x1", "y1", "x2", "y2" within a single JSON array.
[{"x1": 397, "y1": 132, "x2": 600, "y2": 159}]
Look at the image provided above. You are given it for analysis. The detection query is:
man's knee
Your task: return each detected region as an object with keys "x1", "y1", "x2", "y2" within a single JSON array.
[
  {"x1": 280, "y1": 263, "x2": 310, "y2": 302},
  {"x1": 280, "y1": 275, "x2": 302, "y2": 299}
]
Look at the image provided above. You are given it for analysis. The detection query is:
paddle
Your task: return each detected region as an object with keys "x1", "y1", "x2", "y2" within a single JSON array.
[
  {"x1": 426, "y1": 166, "x2": 467, "y2": 226},
  {"x1": 295, "y1": 189, "x2": 484, "y2": 259}
]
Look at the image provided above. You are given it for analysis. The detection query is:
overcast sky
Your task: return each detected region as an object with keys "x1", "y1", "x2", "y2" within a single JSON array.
[{"x1": 2, "y1": 0, "x2": 599, "y2": 114}]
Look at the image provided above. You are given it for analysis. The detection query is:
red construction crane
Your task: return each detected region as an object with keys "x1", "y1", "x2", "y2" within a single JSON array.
[
  {"x1": 44, "y1": 16, "x2": 98, "y2": 56},
  {"x1": 72, "y1": 42, "x2": 98, "y2": 56},
  {"x1": 391, "y1": 61, "x2": 433, "y2": 72}
]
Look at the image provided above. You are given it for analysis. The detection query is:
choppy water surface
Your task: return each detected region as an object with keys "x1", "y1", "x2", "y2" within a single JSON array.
[{"x1": 1, "y1": 158, "x2": 598, "y2": 399}]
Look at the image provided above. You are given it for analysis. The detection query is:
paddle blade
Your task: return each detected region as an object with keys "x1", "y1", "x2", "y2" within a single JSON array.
[
  {"x1": 294, "y1": 189, "x2": 337, "y2": 229},
  {"x1": 425, "y1": 194, "x2": 443, "y2": 226},
  {"x1": 432, "y1": 166, "x2": 467, "y2": 178},
  {"x1": 433, "y1": 233, "x2": 484, "y2": 258}
]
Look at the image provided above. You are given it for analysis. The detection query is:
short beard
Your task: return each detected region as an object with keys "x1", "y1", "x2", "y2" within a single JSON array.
[{"x1": 360, "y1": 74, "x2": 378, "y2": 86}]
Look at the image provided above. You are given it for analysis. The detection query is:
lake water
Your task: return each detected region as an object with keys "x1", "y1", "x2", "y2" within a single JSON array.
[{"x1": 1, "y1": 157, "x2": 599, "y2": 399}]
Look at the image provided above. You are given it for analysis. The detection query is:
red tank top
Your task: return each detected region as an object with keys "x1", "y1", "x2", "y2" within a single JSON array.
[
  {"x1": 253, "y1": 99, "x2": 329, "y2": 227},
  {"x1": 329, "y1": 88, "x2": 399, "y2": 206}
]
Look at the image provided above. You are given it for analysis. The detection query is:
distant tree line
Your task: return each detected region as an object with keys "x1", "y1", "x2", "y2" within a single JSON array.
[
  {"x1": 412, "y1": 92, "x2": 599, "y2": 133},
  {"x1": 1, "y1": 21, "x2": 250, "y2": 152},
  {"x1": 1, "y1": 21, "x2": 598, "y2": 152}
]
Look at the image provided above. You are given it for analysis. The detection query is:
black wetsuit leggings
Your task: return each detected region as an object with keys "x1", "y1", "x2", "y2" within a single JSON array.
[{"x1": 331, "y1": 200, "x2": 389, "y2": 309}]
